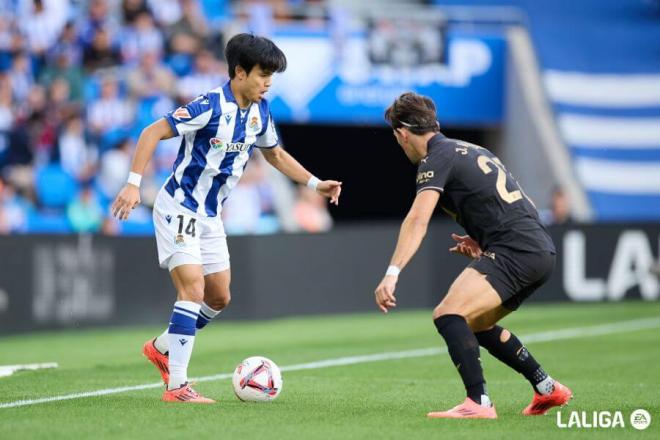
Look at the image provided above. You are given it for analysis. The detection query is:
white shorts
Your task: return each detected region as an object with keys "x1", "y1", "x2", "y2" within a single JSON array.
[{"x1": 153, "y1": 189, "x2": 230, "y2": 275}]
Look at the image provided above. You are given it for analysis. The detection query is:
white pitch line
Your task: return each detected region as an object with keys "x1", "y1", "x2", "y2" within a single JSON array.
[{"x1": 2, "y1": 316, "x2": 660, "y2": 410}]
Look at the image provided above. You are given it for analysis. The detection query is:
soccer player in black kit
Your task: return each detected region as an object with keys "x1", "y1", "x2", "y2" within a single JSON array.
[{"x1": 374, "y1": 92, "x2": 572, "y2": 419}]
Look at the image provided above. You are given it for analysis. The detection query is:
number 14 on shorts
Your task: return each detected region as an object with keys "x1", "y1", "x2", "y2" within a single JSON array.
[{"x1": 175, "y1": 214, "x2": 196, "y2": 245}]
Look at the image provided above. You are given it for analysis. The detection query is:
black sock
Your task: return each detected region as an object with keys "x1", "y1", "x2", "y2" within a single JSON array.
[
  {"x1": 475, "y1": 326, "x2": 550, "y2": 393},
  {"x1": 434, "y1": 314, "x2": 488, "y2": 405}
]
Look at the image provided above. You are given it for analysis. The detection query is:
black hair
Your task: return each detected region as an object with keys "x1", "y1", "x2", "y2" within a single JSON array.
[
  {"x1": 225, "y1": 33, "x2": 287, "y2": 79},
  {"x1": 384, "y1": 92, "x2": 440, "y2": 135}
]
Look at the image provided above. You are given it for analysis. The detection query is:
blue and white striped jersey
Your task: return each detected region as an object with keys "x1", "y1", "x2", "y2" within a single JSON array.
[{"x1": 163, "y1": 82, "x2": 279, "y2": 217}]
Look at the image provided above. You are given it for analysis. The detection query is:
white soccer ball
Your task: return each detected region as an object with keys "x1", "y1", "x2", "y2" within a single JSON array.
[{"x1": 232, "y1": 356, "x2": 282, "y2": 402}]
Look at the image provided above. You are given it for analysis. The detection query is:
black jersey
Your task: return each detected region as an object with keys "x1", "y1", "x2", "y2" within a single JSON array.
[{"x1": 416, "y1": 133, "x2": 555, "y2": 253}]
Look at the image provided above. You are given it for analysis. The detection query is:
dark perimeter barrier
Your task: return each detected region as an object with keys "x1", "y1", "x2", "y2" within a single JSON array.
[{"x1": 0, "y1": 223, "x2": 658, "y2": 334}]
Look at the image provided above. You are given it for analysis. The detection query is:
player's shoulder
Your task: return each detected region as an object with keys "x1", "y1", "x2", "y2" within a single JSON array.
[
  {"x1": 423, "y1": 134, "x2": 457, "y2": 166},
  {"x1": 184, "y1": 91, "x2": 219, "y2": 112}
]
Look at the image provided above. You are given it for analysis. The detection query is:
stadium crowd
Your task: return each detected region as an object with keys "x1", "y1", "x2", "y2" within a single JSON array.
[{"x1": 0, "y1": 0, "x2": 332, "y2": 235}]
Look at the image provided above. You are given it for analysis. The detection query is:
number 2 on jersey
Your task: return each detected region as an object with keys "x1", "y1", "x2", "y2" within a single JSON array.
[
  {"x1": 177, "y1": 214, "x2": 197, "y2": 237},
  {"x1": 477, "y1": 155, "x2": 523, "y2": 204}
]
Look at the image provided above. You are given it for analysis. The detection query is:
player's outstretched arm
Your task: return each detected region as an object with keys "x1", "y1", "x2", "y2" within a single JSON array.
[
  {"x1": 374, "y1": 190, "x2": 440, "y2": 313},
  {"x1": 261, "y1": 145, "x2": 342, "y2": 205},
  {"x1": 111, "y1": 119, "x2": 175, "y2": 220}
]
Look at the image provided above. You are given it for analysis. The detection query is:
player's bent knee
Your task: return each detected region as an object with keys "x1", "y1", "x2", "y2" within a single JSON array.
[
  {"x1": 432, "y1": 304, "x2": 465, "y2": 320},
  {"x1": 208, "y1": 291, "x2": 231, "y2": 310}
]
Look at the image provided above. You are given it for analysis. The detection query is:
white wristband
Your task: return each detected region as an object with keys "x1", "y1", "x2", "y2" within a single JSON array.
[
  {"x1": 307, "y1": 176, "x2": 320, "y2": 191},
  {"x1": 386, "y1": 265, "x2": 401, "y2": 277},
  {"x1": 127, "y1": 172, "x2": 142, "y2": 188}
]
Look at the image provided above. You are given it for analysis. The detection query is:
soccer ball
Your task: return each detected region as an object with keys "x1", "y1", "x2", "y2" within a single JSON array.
[{"x1": 232, "y1": 356, "x2": 282, "y2": 402}]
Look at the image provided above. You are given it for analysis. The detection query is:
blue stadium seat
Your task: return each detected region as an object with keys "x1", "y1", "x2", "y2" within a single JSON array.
[
  {"x1": 34, "y1": 164, "x2": 78, "y2": 209},
  {"x1": 26, "y1": 210, "x2": 72, "y2": 234},
  {"x1": 119, "y1": 218, "x2": 155, "y2": 236}
]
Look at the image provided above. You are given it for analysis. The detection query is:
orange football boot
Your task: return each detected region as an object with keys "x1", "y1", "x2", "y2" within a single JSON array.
[
  {"x1": 142, "y1": 339, "x2": 169, "y2": 384},
  {"x1": 162, "y1": 382, "x2": 215, "y2": 404},
  {"x1": 427, "y1": 397, "x2": 497, "y2": 419},
  {"x1": 522, "y1": 381, "x2": 573, "y2": 416}
]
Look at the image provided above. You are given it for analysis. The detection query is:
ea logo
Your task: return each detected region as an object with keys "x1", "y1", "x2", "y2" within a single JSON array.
[{"x1": 630, "y1": 409, "x2": 651, "y2": 430}]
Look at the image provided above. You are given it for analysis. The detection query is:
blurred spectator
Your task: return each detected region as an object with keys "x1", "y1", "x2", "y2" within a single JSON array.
[
  {"x1": 167, "y1": 0, "x2": 209, "y2": 56},
  {"x1": 86, "y1": 77, "x2": 134, "y2": 149},
  {"x1": 0, "y1": 15, "x2": 23, "y2": 58},
  {"x1": 66, "y1": 183, "x2": 103, "y2": 232},
  {"x1": 147, "y1": 0, "x2": 182, "y2": 27},
  {"x1": 25, "y1": 84, "x2": 59, "y2": 166},
  {"x1": 83, "y1": 27, "x2": 122, "y2": 72},
  {"x1": 222, "y1": 152, "x2": 279, "y2": 235},
  {"x1": 0, "y1": 175, "x2": 30, "y2": 233},
  {"x1": 0, "y1": 73, "x2": 13, "y2": 131},
  {"x1": 7, "y1": 51, "x2": 34, "y2": 103},
  {"x1": 79, "y1": 0, "x2": 121, "y2": 47},
  {"x1": 39, "y1": 46, "x2": 85, "y2": 102},
  {"x1": 48, "y1": 21, "x2": 83, "y2": 67},
  {"x1": 17, "y1": 0, "x2": 70, "y2": 57},
  {"x1": 47, "y1": 78, "x2": 78, "y2": 123},
  {"x1": 126, "y1": 50, "x2": 176, "y2": 98},
  {"x1": 122, "y1": 0, "x2": 150, "y2": 25},
  {"x1": 97, "y1": 137, "x2": 132, "y2": 200},
  {"x1": 540, "y1": 187, "x2": 572, "y2": 225},
  {"x1": 121, "y1": 11, "x2": 163, "y2": 63},
  {"x1": 176, "y1": 49, "x2": 227, "y2": 101},
  {"x1": 57, "y1": 114, "x2": 97, "y2": 182},
  {"x1": 293, "y1": 185, "x2": 332, "y2": 233},
  {"x1": 0, "y1": 75, "x2": 32, "y2": 176}
]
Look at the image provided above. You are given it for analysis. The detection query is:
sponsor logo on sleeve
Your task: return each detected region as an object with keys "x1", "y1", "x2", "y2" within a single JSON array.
[
  {"x1": 173, "y1": 107, "x2": 191, "y2": 120},
  {"x1": 416, "y1": 170, "x2": 435, "y2": 184}
]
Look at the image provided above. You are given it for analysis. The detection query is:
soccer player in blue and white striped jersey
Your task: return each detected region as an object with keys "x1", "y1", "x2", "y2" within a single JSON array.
[{"x1": 111, "y1": 34, "x2": 342, "y2": 403}]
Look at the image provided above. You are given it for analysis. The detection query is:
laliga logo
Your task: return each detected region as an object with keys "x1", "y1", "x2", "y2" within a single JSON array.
[
  {"x1": 563, "y1": 231, "x2": 659, "y2": 301},
  {"x1": 556, "y1": 409, "x2": 651, "y2": 430}
]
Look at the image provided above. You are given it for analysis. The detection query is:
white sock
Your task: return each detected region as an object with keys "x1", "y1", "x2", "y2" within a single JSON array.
[
  {"x1": 154, "y1": 302, "x2": 221, "y2": 354},
  {"x1": 535, "y1": 376, "x2": 556, "y2": 395},
  {"x1": 196, "y1": 302, "x2": 222, "y2": 329},
  {"x1": 167, "y1": 300, "x2": 200, "y2": 390},
  {"x1": 154, "y1": 329, "x2": 169, "y2": 355}
]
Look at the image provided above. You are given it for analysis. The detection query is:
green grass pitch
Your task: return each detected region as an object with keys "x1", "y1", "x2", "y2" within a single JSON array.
[{"x1": 0, "y1": 302, "x2": 658, "y2": 439}]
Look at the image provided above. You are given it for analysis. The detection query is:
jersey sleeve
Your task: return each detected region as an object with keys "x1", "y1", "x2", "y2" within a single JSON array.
[
  {"x1": 255, "y1": 113, "x2": 279, "y2": 148},
  {"x1": 416, "y1": 150, "x2": 454, "y2": 194},
  {"x1": 164, "y1": 95, "x2": 214, "y2": 136}
]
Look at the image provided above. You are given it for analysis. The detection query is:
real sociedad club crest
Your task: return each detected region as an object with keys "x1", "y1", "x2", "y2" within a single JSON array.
[
  {"x1": 209, "y1": 137, "x2": 224, "y2": 150},
  {"x1": 249, "y1": 116, "x2": 259, "y2": 130}
]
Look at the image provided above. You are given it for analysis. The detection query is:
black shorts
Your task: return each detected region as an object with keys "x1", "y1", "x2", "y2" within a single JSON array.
[{"x1": 468, "y1": 246, "x2": 556, "y2": 311}]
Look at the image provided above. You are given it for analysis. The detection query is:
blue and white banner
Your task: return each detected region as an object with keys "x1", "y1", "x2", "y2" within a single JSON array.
[
  {"x1": 545, "y1": 70, "x2": 660, "y2": 220},
  {"x1": 267, "y1": 30, "x2": 505, "y2": 126}
]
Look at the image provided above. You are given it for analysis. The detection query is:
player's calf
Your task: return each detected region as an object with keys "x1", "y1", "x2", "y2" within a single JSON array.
[
  {"x1": 433, "y1": 314, "x2": 491, "y2": 407},
  {"x1": 475, "y1": 326, "x2": 557, "y2": 396}
]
